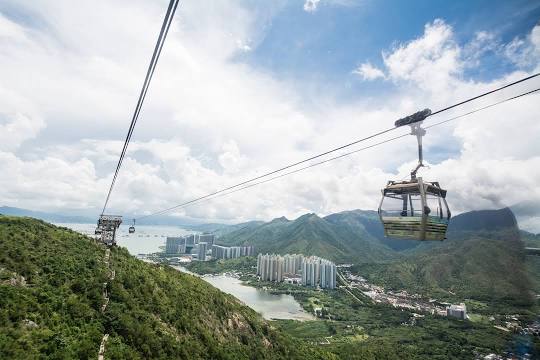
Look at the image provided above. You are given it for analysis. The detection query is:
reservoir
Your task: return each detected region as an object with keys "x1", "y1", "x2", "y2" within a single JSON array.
[
  {"x1": 58, "y1": 223, "x2": 314, "y2": 321},
  {"x1": 192, "y1": 272, "x2": 313, "y2": 321}
]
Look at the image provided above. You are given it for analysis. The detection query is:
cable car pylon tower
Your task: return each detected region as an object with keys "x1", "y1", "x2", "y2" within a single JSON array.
[{"x1": 95, "y1": 215, "x2": 123, "y2": 246}]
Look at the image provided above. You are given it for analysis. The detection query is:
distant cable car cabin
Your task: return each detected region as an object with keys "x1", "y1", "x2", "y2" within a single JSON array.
[
  {"x1": 129, "y1": 219, "x2": 136, "y2": 234},
  {"x1": 378, "y1": 109, "x2": 451, "y2": 241}
]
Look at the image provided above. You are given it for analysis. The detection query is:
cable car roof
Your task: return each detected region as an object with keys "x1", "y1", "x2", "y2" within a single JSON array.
[{"x1": 383, "y1": 181, "x2": 447, "y2": 197}]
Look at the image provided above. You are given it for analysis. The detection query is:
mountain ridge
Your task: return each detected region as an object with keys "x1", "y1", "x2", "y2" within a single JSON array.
[{"x1": 218, "y1": 209, "x2": 398, "y2": 263}]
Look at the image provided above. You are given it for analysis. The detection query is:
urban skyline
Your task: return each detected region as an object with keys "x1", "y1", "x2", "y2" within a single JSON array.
[{"x1": 257, "y1": 253, "x2": 336, "y2": 289}]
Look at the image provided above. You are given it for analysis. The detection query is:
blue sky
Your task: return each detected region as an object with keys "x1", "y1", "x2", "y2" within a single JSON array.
[
  {"x1": 239, "y1": 0, "x2": 540, "y2": 95},
  {"x1": 0, "y1": 0, "x2": 539, "y2": 229}
]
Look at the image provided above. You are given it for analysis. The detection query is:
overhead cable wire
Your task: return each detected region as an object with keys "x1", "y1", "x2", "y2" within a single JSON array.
[
  {"x1": 429, "y1": 72, "x2": 540, "y2": 117},
  {"x1": 138, "y1": 87, "x2": 540, "y2": 217},
  {"x1": 209, "y1": 86, "x2": 540, "y2": 203},
  {"x1": 101, "y1": 0, "x2": 180, "y2": 215},
  {"x1": 136, "y1": 81, "x2": 540, "y2": 221}
]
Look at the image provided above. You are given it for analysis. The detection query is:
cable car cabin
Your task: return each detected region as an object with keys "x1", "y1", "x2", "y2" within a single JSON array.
[
  {"x1": 128, "y1": 219, "x2": 136, "y2": 234},
  {"x1": 378, "y1": 177, "x2": 451, "y2": 241}
]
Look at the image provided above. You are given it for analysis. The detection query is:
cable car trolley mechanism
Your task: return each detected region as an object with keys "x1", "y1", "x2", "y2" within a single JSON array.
[{"x1": 378, "y1": 109, "x2": 451, "y2": 241}]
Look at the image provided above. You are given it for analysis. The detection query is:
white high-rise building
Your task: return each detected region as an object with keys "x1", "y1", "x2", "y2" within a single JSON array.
[
  {"x1": 165, "y1": 237, "x2": 185, "y2": 254},
  {"x1": 258, "y1": 253, "x2": 335, "y2": 289},
  {"x1": 199, "y1": 233, "x2": 215, "y2": 246},
  {"x1": 198, "y1": 242, "x2": 208, "y2": 261},
  {"x1": 212, "y1": 245, "x2": 255, "y2": 260}
]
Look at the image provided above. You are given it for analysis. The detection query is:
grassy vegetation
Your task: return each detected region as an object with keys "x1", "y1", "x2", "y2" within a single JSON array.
[
  {"x1": 0, "y1": 216, "x2": 107, "y2": 359},
  {"x1": 351, "y1": 230, "x2": 535, "y2": 314},
  {"x1": 525, "y1": 255, "x2": 540, "y2": 295},
  {"x1": 271, "y1": 286, "x2": 515, "y2": 359},
  {"x1": 0, "y1": 216, "x2": 332, "y2": 359},
  {"x1": 218, "y1": 212, "x2": 396, "y2": 263},
  {"x1": 183, "y1": 244, "x2": 536, "y2": 358},
  {"x1": 521, "y1": 231, "x2": 540, "y2": 248}
]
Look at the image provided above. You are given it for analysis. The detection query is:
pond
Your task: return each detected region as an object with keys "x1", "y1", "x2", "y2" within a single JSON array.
[{"x1": 172, "y1": 266, "x2": 313, "y2": 321}]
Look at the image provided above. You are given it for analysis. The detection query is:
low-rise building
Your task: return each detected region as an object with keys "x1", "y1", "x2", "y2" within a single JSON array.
[{"x1": 447, "y1": 303, "x2": 467, "y2": 320}]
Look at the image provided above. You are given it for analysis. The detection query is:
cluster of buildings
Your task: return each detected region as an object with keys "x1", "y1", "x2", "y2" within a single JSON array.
[
  {"x1": 165, "y1": 233, "x2": 216, "y2": 261},
  {"x1": 256, "y1": 253, "x2": 336, "y2": 289},
  {"x1": 165, "y1": 234, "x2": 254, "y2": 262},
  {"x1": 341, "y1": 269, "x2": 473, "y2": 320},
  {"x1": 166, "y1": 233, "x2": 215, "y2": 254},
  {"x1": 303, "y1": 256, "x2": 337, "y2": 289},
  {"x1": 211, "y1": 245, "x2": 255, "y2": 259}
]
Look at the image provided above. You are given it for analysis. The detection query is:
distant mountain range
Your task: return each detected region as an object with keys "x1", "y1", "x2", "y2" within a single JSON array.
[
  {"x1": 0, "y1": 206, "x2": 95, "y2": 224},
  {"x1": 0, "y1": 206, "x2": 212, "y2": 227},
  {"x1": 217, "y1": 210, "x2": 402, "y2": 263},
  {"x1": 216, "y1": 207, "x2": 537, "y2": 308},
  {"x1": 3, "y1": 204, "x2": 537, "y2": 311}
]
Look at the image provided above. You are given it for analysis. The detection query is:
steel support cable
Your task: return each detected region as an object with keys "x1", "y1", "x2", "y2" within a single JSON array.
[
  {"x1": 136, "y1": 84, "x2": 540, "y2": 221},
  {"x1": 101, "y1": 0, "x2": 179, "y2": 215},
  {"x1": 102, "y1": 0, "x2": 178, "y2": 215},
  {"x1": 202, "y1": 86, "x2": 540, "y2": 204},
  {"x1": 429, "y1": 72, "x2": 540, "y2": 117},
  {"x1": 142, "y1": 87, "x2": 540, "y2": 214}
]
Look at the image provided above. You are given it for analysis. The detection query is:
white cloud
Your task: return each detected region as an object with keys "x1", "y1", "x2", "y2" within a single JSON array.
[
  {"x1": 0, "y1": 113, "x2": 44, "y2": 151},
  {"x1": 0, "y1": 86, "x2": 45, "y2": 151},
  {"x1": 0, "y1": 4, "x2": 539, "y2": 232},
  {"x1": 504, "y1": 24, "x2": 540, "y2": 69},
  {"x1": 382, "y1": 19, "x2": 462, "y2": 93},
  {"x1": 462, "y1": 30, "x2": 499, "y2": 66},
  {"x1": 304, "y1": 0, "x2": 321, "y2": 13},
  {"x1": 236, "y1": 39, "x2": 252, "y2": 52},
  {"x1": 218, "y1": 140, "x2": 248, "y2": 173},
  {"x1": 352, "y1": 62, "x2": 386, "y2": 80}
]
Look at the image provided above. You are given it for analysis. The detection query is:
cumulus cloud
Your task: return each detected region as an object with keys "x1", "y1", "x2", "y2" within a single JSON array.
[
  {"x1": 349, "y1": 19, "x2": 540, "y2": 230},
  {"x1": 0, "y1": 4, "x2": 539, "y2": 231},
  {"x1": 504, "y1": 24, "x2": 540, "y2": 69},
  {"x1": 304, "y1": 0, "x2": 321, "y2": 13},
  {"x1": 382, "y1": 19, "x2": 462, "y2": 93},
  {"x1": 352, "y1": 62, "x2": 386, "y2": 80},
  {"x1": 0, "y1": 113, "x2": 45, "y2": 151},
  {"x1": 462, "y1": 31, "x2": 499, "y2": 66}
]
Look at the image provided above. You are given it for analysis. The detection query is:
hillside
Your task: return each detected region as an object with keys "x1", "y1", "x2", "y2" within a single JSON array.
[
  {"x1": 185, "y1": 220, "x2": 265, "y2": 237},
  {"x1": 354, "y1": 208, "x2": 535, "y2": 310},
  {"x1": 0, "y1": 216, "x2": 330, "y2": 359},
  {"x1": 218, "y1": 212, "x2": 397, "y2": 263}
]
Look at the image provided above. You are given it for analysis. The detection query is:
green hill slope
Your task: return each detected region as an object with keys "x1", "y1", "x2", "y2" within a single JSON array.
[
  {"x1": 354, "y1": 208, "x2": 535, "y2": 310},
  {"x1": 0, "y1": 216, "x2": 330, "y2": 359},
  {"x1": 218, "y1": 213, "x2": 396, "y2": 263}
]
